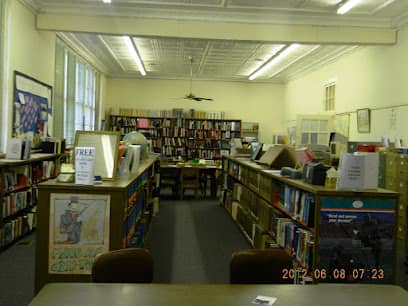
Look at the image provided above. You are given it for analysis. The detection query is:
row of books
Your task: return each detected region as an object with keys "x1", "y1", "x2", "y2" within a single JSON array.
[
  {"x1": 227, "y1": 161, "x2": 316, "y2": 227},
  {"x1": 111, "y1": 116, "x2": 239, "y2": 129},
  {"x1": 186, "y1": 120, "x2": 240, "y2": 131},
  {"x1": 116, "y1": 108, "x2": 176, "y2": 118},
  {"x1": 127, "y1": 171, "x2": 148, "y2": 207},
  {"x1": 127, "y1": 221, "x2": 148, "y2": 248},
  {"x1": 281, "y1": 186, "x2": 316, "y2": 227},
  {"x1": 0, "y1": 212, "x2": 36, "y2": 248},
  {"x1": 3, "y1": 166, "x2": 31, "y2": 192},
  {"x1": 2, "y1": 190, "x2": 31, "y2": 219},
  {"x1": 138, "y1": 128, "x2": 240, "y2": 140},
  {"x1": 227, "y1": 160, "x2": 241, "y2": 179},
  {"x1": 112, "y1": 126, "x2": 240, "y2": 140},
  {"x1": 186, "y1": 149, "x2": 229, "y2": 160},
  {"x1": 111, "y1": 108, "x2": 227, "y2": 120},
  {"x1": 233, "y1": 203, "x2": 254, "y2": 243},
  {"x1": 189, "y1": 110, "x2": 226, "y2": 120},
  {"x1": 124, "y1": 193, "x2": 145, "y2": 247},
  {"x1": 272, "y1": 218, "x2": 314, "y2": 269},
  {"x1": 3, "y1": 161, "x2": 56, "y2": 192},
  {"x1": 233, "y1": 184, "x2": 256, "y2": 217},
  {"x1": 186, "y1": 139, "x2": 230, "y2": 150},
  {"x1": 159, "y1": 146, "x2": 187, "y2": 157},
  {"x1": 31, "y1": 161, "x2": 56, "y2": 184}
]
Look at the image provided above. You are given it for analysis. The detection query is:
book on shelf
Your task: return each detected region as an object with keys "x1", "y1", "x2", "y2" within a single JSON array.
[
  {"x1": 256, "y1": 145, "x2": 297, "y2": 169},
  {"x1": 5, "y1": 138, "x2": 30, "y2": 160}
]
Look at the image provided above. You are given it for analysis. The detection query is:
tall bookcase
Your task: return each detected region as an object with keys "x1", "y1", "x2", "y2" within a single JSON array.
[
  {"x1": 222, "y1": 156, "x2": 399, "y2": 284},
  {"x1": 108, "y1": 115, "x2": 241, "y2": 160},
  {"x1": 0, "y1": 153, "x2": 62, "y2": 251},
  {"x1": 34, "y1": 154, "x2": 159, "y2": 293}
]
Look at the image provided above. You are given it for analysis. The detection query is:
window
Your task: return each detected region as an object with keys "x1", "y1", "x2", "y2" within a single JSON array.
[
  {"x1": 296, "y1": 114, "x2": 333, "y2": 146},
  {"x1": 55, "y1": 38, "x2": 99, "y2": 145},
  {"x1": 324, "y1": 82, "x2": 336, "y2": 112}
]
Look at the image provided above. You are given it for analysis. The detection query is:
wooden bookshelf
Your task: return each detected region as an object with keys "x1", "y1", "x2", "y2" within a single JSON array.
[
  {"x1": 108, "y1": 115, "x2": 241, "y2": 160},
  {"x1": 222, "y1": 156, "x2": 399, "y2": 284},
  {"x1": 0, "y1": 153, "x2": 62, "y2": 251},
  {"x1": 34, "y1": 154, "x2": 159, "y2": 293}
]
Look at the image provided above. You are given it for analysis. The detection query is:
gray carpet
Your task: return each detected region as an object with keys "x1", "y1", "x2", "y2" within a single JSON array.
[
  {"x1": 0, "y1": 232, "x2": 36, "y2": 306},
  {"x1": 0, "y1": 197, "x2": 250, "y2": 305},
  {"x1": 146, "y1": 197, "x2": 251, "y2": 283}
]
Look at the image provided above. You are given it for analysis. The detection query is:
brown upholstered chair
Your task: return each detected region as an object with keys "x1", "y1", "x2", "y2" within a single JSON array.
[
  {"x1": 91, "y1": 248, "x2": 153, "y2": 283},
  {"x1": 179, "y1": 167, "x2": 201, "y2": 200},
  {"x1": 229, "y1": 248, "x2": 294, "y2": 284}
]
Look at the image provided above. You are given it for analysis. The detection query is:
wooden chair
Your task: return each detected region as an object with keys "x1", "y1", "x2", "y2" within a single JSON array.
[
  {"x1": 160, "y1": 167, "x2": 180, "y2": 198},
  {"x1": 229, "y1": 248, "x2": 293, "y2": 284},
  {"x1": 179, "y1": 167, "x2": 200, "y2": 200},
  {"x1": 91, "y1": 248, "x2": 153, "y2": 283}
]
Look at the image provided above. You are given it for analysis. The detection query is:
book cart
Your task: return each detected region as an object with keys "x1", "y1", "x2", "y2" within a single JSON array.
[
  {"x1": 108, "y1": 115, "x2": 241, "y2": 160},
  {"x1": 34, "y1": 154, "x2": 159, "y2": 293},
  {"x1": 0, "y1": 153, "x2": 62, "y2": 251},
  {"x1": 222, "y1": 156, "x2": 399, "y2": 284}
]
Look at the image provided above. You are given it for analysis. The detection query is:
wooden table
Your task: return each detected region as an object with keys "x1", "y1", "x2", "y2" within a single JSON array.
[
  {"x1": 29, "y1": 283, "x2": 407, "y2": 306},
  {"x1": 161, "y1": 163, "x2": 221, "y2": 198}
]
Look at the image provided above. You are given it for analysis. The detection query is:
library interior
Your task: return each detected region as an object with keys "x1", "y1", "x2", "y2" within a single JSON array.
[{"x1": 1, "y1": 1, "x2": 408, "y2": 305}]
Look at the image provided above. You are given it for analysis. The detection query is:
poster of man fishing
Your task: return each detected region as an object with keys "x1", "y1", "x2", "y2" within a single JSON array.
[{"x1": 48, "y1": 193, "x2": 110, "y2": 274}]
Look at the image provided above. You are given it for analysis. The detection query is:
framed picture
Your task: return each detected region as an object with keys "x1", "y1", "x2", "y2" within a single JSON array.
[
  {"x1": 13, "y1": 71, "x2": 53, "y2": 147},
  {"x1": 357, "y1": 108, "x2": 371, "y2": 133},
  {"x1": 48, "y1": 193, "x2": 110, "y2": 274},
  {"x1": 74, "y1": 130, "x2": 121, "y2": 180}
]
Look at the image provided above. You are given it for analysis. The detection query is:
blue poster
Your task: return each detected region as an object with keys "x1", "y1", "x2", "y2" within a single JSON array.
[
  {"x1": 318, "y1": 197, "x2": 396, "y2": 283},
  {"x1": 13, "y1": 89, "x2": 51, "y2": 138}
]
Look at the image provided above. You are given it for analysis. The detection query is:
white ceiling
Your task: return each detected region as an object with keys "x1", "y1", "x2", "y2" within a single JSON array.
[{"x1": 23, "y1": 0, "x2": 408, "y2": 82}]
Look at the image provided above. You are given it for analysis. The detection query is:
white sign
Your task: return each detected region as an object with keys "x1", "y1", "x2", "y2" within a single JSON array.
[{"x1": 75, "y1": 147, "x2": 96, "y2": 185}]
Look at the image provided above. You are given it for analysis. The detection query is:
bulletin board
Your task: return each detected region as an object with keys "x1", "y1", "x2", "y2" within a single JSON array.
[{"x1": 13, "y1": 71, "x2": 53, "y2": 146}]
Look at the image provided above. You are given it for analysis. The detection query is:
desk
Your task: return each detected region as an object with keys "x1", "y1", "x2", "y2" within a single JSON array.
[
  {"x1": 29, "y1": 283, "x2": 407, "y2": 306},
  {"x1": 34, "y1": 155, "x2": 158, "y2": 293},
  {"x1": 160, "y1": 163, "x2": 221, "y2": 198}
]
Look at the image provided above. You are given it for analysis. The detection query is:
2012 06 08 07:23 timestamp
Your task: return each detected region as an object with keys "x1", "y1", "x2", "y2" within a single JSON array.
[{"x1": 282, "y1": 268, "x2": 385, "y2": 281}]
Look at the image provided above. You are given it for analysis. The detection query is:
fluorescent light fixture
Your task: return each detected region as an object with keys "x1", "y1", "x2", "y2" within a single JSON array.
[
  {"x1": 249, "y1": 44, "x2": 301, "y2": 81},
  {"x1": 337, "y1": 0, "x2": 361, "y2": 15},
  {"x1": 102, "y1": 0, "x2": 111, "y2": 3},
  {"x1": 268, "y1": 45, "x2": 320, "y2": 78},
  {"x1": 123, "y1": 36, "x2": 146, "y2": 76},
  {"x1": 371, "y1": 0, "x2": 396, "y2": 14}
]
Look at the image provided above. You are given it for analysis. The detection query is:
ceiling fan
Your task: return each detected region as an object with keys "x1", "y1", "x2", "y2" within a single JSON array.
[{"x1": 183, "y1": 56, "x2": 214, "y2": 102}]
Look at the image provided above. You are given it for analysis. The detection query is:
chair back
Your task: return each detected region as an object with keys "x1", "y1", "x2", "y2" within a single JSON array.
[
  {"x1": 180, "y1": 167, "x2": 200, "y2": 187},
  {"x1": 179, "y1": 167, "x2": 201, "y2": 199},
  {"x1": 91, "y1": 248, "x2": 153, "y2": 283},
  {"x1": 230, "y1": 248, "x2": 293, "y2": 284}
]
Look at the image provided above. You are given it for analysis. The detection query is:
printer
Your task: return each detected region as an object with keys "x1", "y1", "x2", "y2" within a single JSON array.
[{"x1": 303, "y1": 162, "x2": 329, "y2": 186}]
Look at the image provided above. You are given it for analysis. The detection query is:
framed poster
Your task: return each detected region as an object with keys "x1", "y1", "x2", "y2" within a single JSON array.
[
  {"x1": 357, "y1": 108, "x2": 371, "y2": 133},
  {"x1": 48, "y1": 193, "x2": 110, "y2": 275},
  {"x1": 318, "y1": 197, "x2": 396, "y2": 283},
  {"x1": 13, "y1": 71, "x2": 53, "y2": 146},
  {"x1": 74, "y1": 130, "x2": 120, "y2": 180}
]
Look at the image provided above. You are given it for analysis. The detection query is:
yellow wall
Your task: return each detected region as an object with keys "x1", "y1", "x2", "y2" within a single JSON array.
[
  {"x1": 6, "y1": 1, "x2": 408, "y2": 147},
  {"x1": 105, "y1": 78, "x2": 285, "y2": 143},
  {"x1": 7, "y1": 0, "x2": 56, "y2": 137},
  {"x1": 285, "y1": 26, "x2": 408, "y2": 144}
]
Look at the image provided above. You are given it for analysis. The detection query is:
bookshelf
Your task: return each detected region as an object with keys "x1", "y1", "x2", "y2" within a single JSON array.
[
  {"x1": 34, "y1": 154, "x2": 159, "y2": 293},
  {"x1": 108, "y1": 115, "x2": 241, "y2": 160},
  {"x1": 241, "y1": 122, "x2": 259, "y2": 143},
  {"x1": 0, "y1": 153, "x2": 62, "y2": 251},
  {"x1": 222, "y1": 156, "x2": 399, "y2": 284}
]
